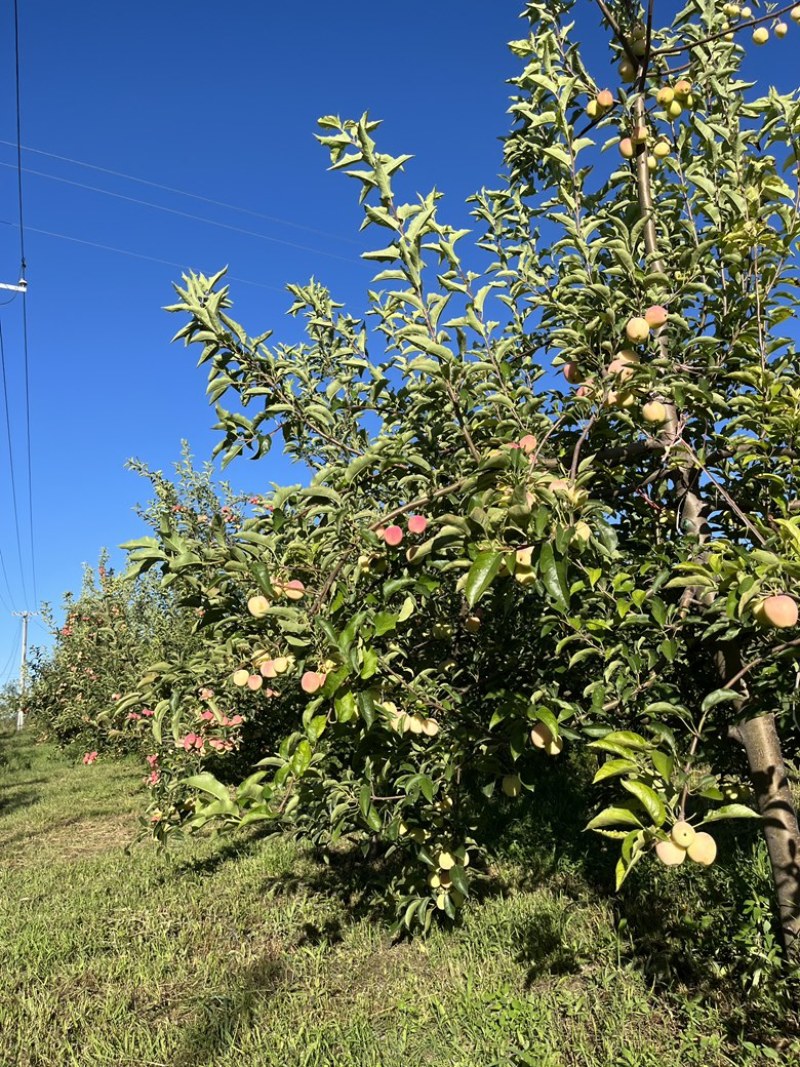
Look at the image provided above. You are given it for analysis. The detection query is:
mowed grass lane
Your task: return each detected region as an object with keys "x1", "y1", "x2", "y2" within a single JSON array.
[{"x1": 0, "y1": 731, "x2": 790, "y2": 1067}]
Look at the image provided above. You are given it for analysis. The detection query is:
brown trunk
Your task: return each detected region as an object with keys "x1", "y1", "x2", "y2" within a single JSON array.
[{"x1": 730, "y1": 713, "x2": 800, "y2": 959}]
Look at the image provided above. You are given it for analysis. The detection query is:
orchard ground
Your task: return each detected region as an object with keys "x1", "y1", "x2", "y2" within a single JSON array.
[{"x1": 1, "y1": 728, "x2": 799, "y2": 1067}]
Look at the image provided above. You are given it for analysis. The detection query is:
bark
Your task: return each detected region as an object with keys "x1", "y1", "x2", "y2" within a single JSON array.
[{"x1": 730, "y1": 713, "x2": 800, "y2": 960}]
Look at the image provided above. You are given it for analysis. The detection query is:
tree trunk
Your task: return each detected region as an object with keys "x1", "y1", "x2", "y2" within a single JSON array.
[{"x1": 731, "y1": 713, "x2": 800, "y2": 960}]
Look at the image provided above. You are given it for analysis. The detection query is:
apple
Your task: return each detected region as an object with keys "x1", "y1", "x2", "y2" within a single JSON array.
[
  {"x1": 259, "y1": 659, "x2": 277, "y2": 679},
  {"x1": 465, "y1": 614, "x2": 481, "y2": 633},
  {"x1": 407, "y1": 514, "x2": 428, "y2": 535},
  {"x1": 644, "y1": 305, "x2": 668, "y2": 327},
  {"x1": 563, "y1": 362, "x2": 584, "y2": 384},
  {"x1": 674, "y1": 79, "x2": 692, "y2": 99},
  {"x1": 232, "y1": 669, "x2": 250, "y2": 687},
  {"x1": 754, "y1": 594, "x2": 798, "y2": 628},
  {"x1": 656, "y1": 86, "x2": 674, "y2": 106},
  {"x1": 687, "y1": 831, "x2": 717, "y2": 866},
  {"x1": 608, "y1": 390, "x2": 636, "y2": 408},
  {"x1": 670, "y1": 821, "x2": 697, "y2": 848},
  {"x1": 618, "y1": 137, "x2": 635, "y2": 159},
  {"x1": 438, "y1": 851, "x2": 456, "y2": 870},
  {"x1": 655, "y1": 839, "x2": 687, "y2": 866},
  {"x1": 530, "y1": 721, "x2": 563, "y2": 755},
  {"x1": 421, "y1": 718, "x2": 440, "y2": 737},
  {"x1": 775, "y1": 21, "x2": 789, "y2": 38},
  {"x1": 502, "y1": 774, "x2": 522, "y2": 797},
  {"x1": 653, "y1": 140, "x2": 670, "y2": 160},
  {"x1": 516, "y1": 546, "x2": 534, "y2": 568},
  {"x1": 383, "y1": 525, "x2": 404, "y2": 546},
  {"x1": 573, "y1": 520, "x2": 592, "y2": 543},
  {"x1": 619, "y1": 57, "x2": 637, "y2": 82},
  {"x1": 586, "y1": 99, "x2": 599, "y2": 119},
  {"x1": 793, "y1": 7, "x2": 800, "y2": 24},
  {"x1": 642, "y1": 400, "x2": 667, "y2": 424},
  {"x1": 666, "y1": 100, "x2": 683, "y2": 119},
  {"x1": 272, "y1": 656, "x2": 289, "y2": 674},
  {"x1": 607, "y1": 350, "x2": 639, "y2": 382},
  {"x1": 247, "y1": 595, "x2": 270, "y2": 618},
  {"x1": 283, "y1": 579, "x2": 305, "y2": 601},
  {"x1": 625, "y1": 316, "x2": 651, "y2": 343},
  {"x1": 300, "y1": 670, "x2": 327, "y2": 694},
  {"x1": 246, "y1": 674, "x2": 263, "y2": 691},
  {"x1": 752, "y1": 27, "x2": 769, "y2": 44},
  {"x1": 596, "y1": 89, "x2": 614, "y2": 110},
  {"x1": 519, "y1": 433, "x2": 538, "y2": 453},
  {"x1": 631, "y1": 125, "x2": 649, "y2": 144},
  {"x1": 741, "y1": 6, "x2": 753, "y2": 17}
]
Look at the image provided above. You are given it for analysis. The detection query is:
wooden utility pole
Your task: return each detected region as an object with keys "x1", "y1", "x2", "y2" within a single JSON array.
[{"x1": 11, "y1": 611, "x2": 37, "y2": 730}]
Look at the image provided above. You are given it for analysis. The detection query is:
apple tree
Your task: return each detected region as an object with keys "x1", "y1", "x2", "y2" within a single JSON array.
[{"x1": 123, "y1": 0, "x2": 800, "y2": 953}]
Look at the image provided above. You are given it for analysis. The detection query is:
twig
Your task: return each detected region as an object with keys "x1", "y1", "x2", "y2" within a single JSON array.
[{"x1": 652, "y1": 4, "x2": 799, "y2": 58}]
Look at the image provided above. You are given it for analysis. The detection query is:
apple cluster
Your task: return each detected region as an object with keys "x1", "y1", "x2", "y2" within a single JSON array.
[{"x1": 655, "y1": 821, "x2": 717, "y2": 866}]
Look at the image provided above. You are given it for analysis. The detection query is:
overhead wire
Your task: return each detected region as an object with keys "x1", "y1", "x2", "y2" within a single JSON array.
[
  {"x1": 0, "y1": 319, "x2": 27, "y2": 609},
  {"x1": 13, "y1": 0, "x2": 37, "y2": 606},
  {"x1": 0, "y1": 140, "x2": 362, "y2": 246},
  {"x1": 0, "y1": 633, "x2": 18, "y2": 686},
  {"x1": 0, "y1": 219, "x2": 288, "y2": 291},
  {"x1": 0, "y1": 162, "x2": 359, "y2": 264}
]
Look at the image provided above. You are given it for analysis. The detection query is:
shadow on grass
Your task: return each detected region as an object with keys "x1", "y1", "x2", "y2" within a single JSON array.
[
  {"x1": 258, "y1": 842, "x2": 401, "y2": 937},
  {"x1": 171, "y1": 956, "x2": 286, "y2": 1067},
  {"x1": 0, "y1": 810, "x2": 131, "y2": 850},
  {"x1": 477, "y1": 753, "x2": 800, "y2": 1045},
  {"x1": 173, "y1": 826, "x2": 279, "y2": 879},
  {"x1": 0, "y1": 789, "x2": 40, "y2": 819}
]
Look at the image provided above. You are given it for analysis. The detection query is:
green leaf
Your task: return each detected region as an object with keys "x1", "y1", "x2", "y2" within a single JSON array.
[
  {"x1": 585, "y1": 807, "x2": 643, "y2": 830},
  {"x1": 250, "y1": 562, "x2": 275, "y2": 597},
  {"x1": 589, "y1": 730, "x2": 650, "y2": 751},
  {"x1": 650, "y1": 750, "x2": 674, "y2": 783},
  {"x1": 290, "y1": 739, "x2": 312, "y2": 776},
  {"x1": 360, "y1": 647, "x2": 379, "y2": 679},
  {"x1": 701, "y1": 804, "x2": 761, "y2": 824},
  {"x1": 373, "y1": 612, "x2": 398, "y2": 637},
  {"x1": 593, "y1": 759, "x2": 638, "y2": 784},
  {"x1": 449, "y1": 864, "x2": 469, "y2": 896},
  {"x1": 621, "y1": 779, "x2": 666, "y2": 827},
  {"x1": 306, "y1": 715, "x2": 327, "y2": 742},
  {"x1": 183, "y1": 773, "x2": 232, "y2": 806},
  {"x1": 464, "y1": 550, "x2": 503, "y2": 607},
  {"x1": 701, "y1": 689, "x2": 741, "y2": 713},
  {"x1": 538, "y1": 542, "x2": 568, "y2": 610}
]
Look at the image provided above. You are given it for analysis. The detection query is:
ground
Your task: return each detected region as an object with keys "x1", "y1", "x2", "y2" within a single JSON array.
[{"x1": 0, "y1": 731, "x2": 795, "y2": 1067}]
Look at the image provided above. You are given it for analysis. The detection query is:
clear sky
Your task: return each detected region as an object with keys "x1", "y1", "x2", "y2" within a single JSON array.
[{"x1": 0, "y1": 2, "x2": 796, "y2": 679}]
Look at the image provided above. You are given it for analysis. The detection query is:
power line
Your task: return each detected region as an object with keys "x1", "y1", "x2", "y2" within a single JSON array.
[
  {"x1": 0, "y1": 632, "x2": 18, "y2": 686},
  {"x1": 12, "y1": 0, "x2": 25, "y2": 279},
  {"x1": 0, "y1": 162, "x2": 358, "y2": 264},
  {"x1": 0, "y1": 318, "x2": 28, "y2": 607},
  {"x1": 20, "y1": 299, "x2": 35, "y2": 604},
  {"x1": 0, "y1": 140, "x2": 361, "y2": 246},
  {"x1": 0, "y1": 219, "x2": 288, "y2": 291},
  {"x1": 12, "y1": 0, "x2": 37, "y2": 607}
]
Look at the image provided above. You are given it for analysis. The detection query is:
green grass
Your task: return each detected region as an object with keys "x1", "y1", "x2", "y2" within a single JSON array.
[{"x1": 0, "y1": 730, "x2": 797, "y2": 1067}]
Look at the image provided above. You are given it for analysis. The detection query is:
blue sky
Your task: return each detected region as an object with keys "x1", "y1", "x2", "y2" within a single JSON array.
[{"x1": 0, "y1": 2, "x2": 796, "y2": 677}]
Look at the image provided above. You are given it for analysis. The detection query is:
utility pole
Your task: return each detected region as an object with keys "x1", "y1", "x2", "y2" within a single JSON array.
[{"x1": 12, "y1": 610, "x2": 37, "y2": 731}]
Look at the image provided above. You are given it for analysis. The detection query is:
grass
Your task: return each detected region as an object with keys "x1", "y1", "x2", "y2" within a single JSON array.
[{"x1": 0, "y1": 729, "x2": 797, "y2": 1067}]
